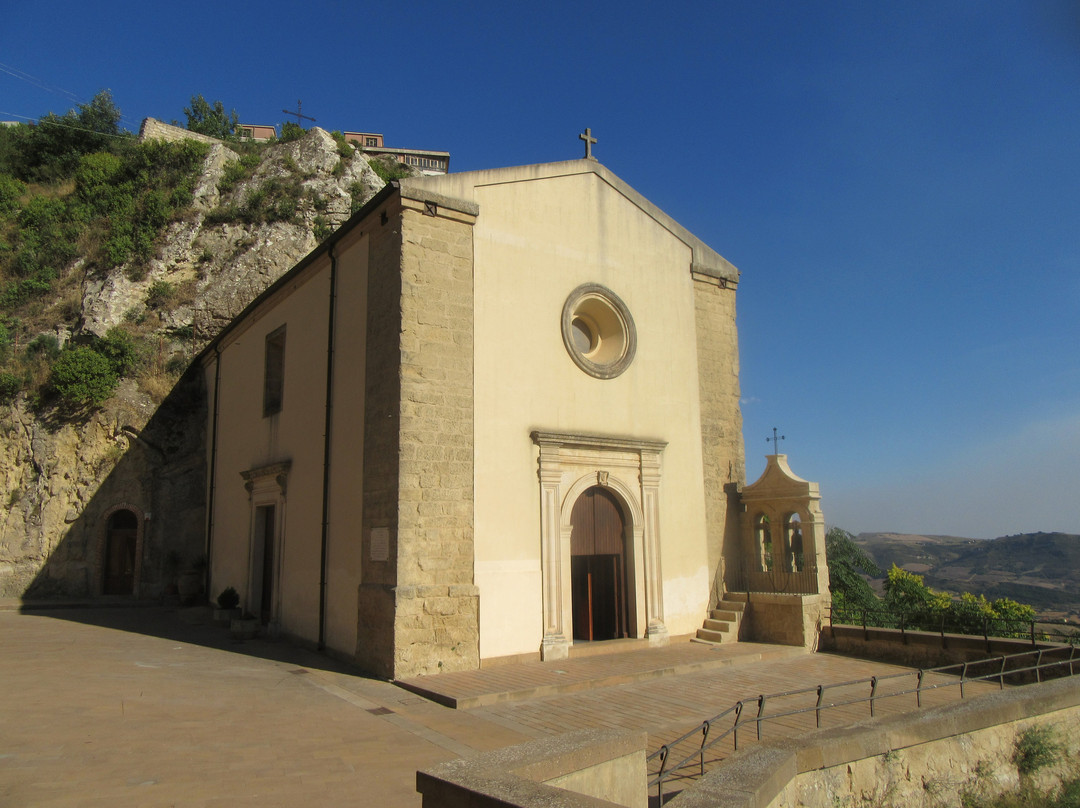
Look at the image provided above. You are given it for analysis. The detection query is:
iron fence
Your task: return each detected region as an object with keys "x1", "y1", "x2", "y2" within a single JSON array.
[
  {"x1": 728, "y1": 561, "x2": 820, "y2": 595},
  {"x1": 830, "y1": 605, "x2": 1080, "y2": 647},
  {"x1": 646, "y1": 645, "x2": 1079, "y2": 805}
]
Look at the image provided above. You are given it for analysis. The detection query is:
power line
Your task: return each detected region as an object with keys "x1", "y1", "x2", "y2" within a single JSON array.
[
  {"x1": 0, "y1": 61, "x2": 82, "y2": 106},
  {"x1": 0, "y1": 61, "x2": 142, "y2": 130},
  {"x1": 0, "y1": 113, "x2": 138, "y2": 142}
]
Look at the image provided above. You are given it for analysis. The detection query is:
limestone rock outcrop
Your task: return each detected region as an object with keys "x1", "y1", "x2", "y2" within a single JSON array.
[{"x1": 0, "y1": 127, "x2": 403, "y2": 599}]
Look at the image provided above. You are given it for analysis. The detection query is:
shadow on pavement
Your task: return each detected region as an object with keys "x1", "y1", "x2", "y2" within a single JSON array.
[{"x1": 18, "y1": 602, "x2": 374, "y2": 680}]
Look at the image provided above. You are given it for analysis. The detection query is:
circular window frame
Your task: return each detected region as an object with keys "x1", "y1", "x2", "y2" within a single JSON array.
[{"x1": 561, "y1": 283, "x2": 637, "y2": 379}]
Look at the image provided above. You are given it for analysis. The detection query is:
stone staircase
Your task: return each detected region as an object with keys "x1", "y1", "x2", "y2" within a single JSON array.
[{"x1": 692, "y1": 599, "x2": 745, "y2": 646}]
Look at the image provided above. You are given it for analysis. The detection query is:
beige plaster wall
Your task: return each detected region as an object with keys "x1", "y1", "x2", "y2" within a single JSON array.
[
  {"x1": 436, "y1": 165, "x2": 719, "y2": 658},
  {"x1": 323, "y1": 231, "x2": 369, "y2": 654},
  {"x1": 207, "y1": 245, "x2": 366, "y2": 653}
]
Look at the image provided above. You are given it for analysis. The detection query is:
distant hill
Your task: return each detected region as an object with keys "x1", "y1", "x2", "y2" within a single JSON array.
[{"x1": 854, "y1": 531, "x2": 1080, "y2": 620}]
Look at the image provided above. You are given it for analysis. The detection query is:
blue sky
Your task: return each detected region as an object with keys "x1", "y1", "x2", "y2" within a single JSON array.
[{"x1": 2, "y1": 1, "x2": 1077, "y2": 539}]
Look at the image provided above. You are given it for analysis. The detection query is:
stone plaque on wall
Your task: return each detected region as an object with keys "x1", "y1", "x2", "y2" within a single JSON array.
[{"x1": 370, "y1": 527, "x2": 389, "y2": 562}]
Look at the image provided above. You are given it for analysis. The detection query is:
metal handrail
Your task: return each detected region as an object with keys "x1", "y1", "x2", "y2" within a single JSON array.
[{"x1": 647, "y1": 645, "x2": 1078, "y2": 804}]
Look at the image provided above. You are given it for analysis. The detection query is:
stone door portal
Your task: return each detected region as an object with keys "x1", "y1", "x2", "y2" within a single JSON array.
[
  {"x1": 570, "y1": 487, "x2": 629, "y2": 641},
  {"x1": 104, "y1": 509, "x2": 138, "y2": 595}
]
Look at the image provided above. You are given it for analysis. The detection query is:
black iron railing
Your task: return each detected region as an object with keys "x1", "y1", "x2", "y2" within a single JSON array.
[
  {"x1": 647, "y1": 646, "x2": 1079, "y2": 805},
  {"x1": 728, "y1": 561, "x2": 820, "y2": 595},
  {"x1": 829, "y1": 606, "x2": 1080, "y2": 647}
]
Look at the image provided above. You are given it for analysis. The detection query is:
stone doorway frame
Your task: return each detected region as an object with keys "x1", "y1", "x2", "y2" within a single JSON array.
[
  {"x1": 240, "y1": 461, "x2": 290, "y2": 627},
  {"x1": 531, "y1": 431, "x2": 668, "y2": 661},
  {"x1": 97, "y1": 503, "x2": 146, "y2": 596}
]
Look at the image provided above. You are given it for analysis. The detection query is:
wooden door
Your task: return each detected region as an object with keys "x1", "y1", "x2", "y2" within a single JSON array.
[
  {"x1": 570, "y1": 487, "x2": 628, "y2": 641},
  {"x1": 257, "y1": 505, "x2": 276, "y2": 624}
]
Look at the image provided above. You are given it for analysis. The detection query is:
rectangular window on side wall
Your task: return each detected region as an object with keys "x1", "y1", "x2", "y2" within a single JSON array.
[{"x1": 263, "y1": 326, "x2": 286, "y2": 416}]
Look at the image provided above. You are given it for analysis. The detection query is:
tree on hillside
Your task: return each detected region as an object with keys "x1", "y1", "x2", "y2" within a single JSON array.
[
  {"x1": 0, "y1": 90, "x2": 127, "y2": 182},
  {"x1": 825, "y1": 527, "x2": 881, "y2": 610},
  {"x1": 184, "y1": 95, "x2": 240, "y2": 140}
]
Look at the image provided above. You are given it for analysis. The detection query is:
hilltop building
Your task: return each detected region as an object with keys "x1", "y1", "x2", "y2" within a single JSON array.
[
  {"x1": 197, "y1": 157, "x2": 828, "y2": 679},
  {"x1": 237, "y1": 124, "x2": 450, "y2": 174}
]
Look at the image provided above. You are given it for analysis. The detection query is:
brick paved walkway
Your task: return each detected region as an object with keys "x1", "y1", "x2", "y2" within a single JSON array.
[
  {"x1": 0, "y1": 606, "x2": 998, "y2": 808},
  {"x1": 397, "y1": 641, "x2": 805, "y2": 707}
]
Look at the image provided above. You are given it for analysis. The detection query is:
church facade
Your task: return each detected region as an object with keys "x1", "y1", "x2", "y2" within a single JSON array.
[{"x1": 201, "y1": 159, "x2": 750, "y2": 679}]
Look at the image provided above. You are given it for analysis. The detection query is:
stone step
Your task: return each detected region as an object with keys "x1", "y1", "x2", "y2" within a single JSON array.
[
  {"x1": 717, "y1": 599, "x2": 746, "y2": 612},
  {"x1": 694, "y1": 628, "x2": 727, "y2": 643},
  {"x1": 703, "y1": 619, "x2": 732, "y2": 632},
  {"x1": 710, "y1": 610, "x2": 740, "y2": 622}
]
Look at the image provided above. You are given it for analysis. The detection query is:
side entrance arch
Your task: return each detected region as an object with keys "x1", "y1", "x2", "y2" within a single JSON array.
[
  {"x1": 570, "y1": 487, "x2": 630, "y2": 641},
  {"x1": 101, "y1": 505, "x2": 144, "y2": 596}
]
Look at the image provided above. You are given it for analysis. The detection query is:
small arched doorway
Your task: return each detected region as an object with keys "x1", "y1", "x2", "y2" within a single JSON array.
[
  {"x1": 570, "y1": 486, "x2": 630, "y2": 642},
  {"x1": 104, "y1": 509, "x2": 139, "y2": 595}
]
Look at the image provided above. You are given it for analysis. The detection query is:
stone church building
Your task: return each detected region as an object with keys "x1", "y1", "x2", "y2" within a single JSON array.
[{"x1": 200, "y1": 157, "x2": 827, "y2": 679}]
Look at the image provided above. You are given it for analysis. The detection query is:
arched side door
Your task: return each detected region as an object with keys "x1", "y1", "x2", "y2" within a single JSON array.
[{"x1": 104, "y1": 509, "x2": 138, "y2": 595}]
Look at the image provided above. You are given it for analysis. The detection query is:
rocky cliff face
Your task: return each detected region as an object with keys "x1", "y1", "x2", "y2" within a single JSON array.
[{"x1": 0, "y1": 127, "x2": 400, "y2": 599}]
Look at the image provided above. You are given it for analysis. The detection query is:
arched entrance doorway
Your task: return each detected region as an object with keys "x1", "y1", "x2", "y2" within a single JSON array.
[
  {"x1": 104, "y1": 509, "x2": 138, "y2": 595},
  {"x1": 570, "y1": 486, "x2": 630, "y2": 642}
]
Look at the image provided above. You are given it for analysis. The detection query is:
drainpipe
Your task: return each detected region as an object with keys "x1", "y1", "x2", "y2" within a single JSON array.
[
  {"x1": 318, "y1": 244, "x2": 339, "y2": 650},
  {"x1": 204, "y1": 344, "x2": 222, "y2": 600}
]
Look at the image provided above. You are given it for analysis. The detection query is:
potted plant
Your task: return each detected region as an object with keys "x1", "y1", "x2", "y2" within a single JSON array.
[
  {"x1": 230, "y1": 611, "x2": 260, "y2": 640},
  {"x1": 213, "y1": 586, "x2": 242, "y2": 625}
]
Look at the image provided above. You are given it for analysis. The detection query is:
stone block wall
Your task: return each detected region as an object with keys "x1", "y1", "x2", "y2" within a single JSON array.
[
  {"x1": 357, "y1": 190, "x2": 480, "y2": 679},
  {"x1": 692, "y1": 273, "x2": 744, "y2": 606},
  {"x1": 394, "y1": 197, "x2": 479, "y2": 676},
  {"x1": 139, "y1": 117, "x2": 223, "y2": 146},
  {"x1": 727, "y1": 592, "x2": 829, "y2": 650}
]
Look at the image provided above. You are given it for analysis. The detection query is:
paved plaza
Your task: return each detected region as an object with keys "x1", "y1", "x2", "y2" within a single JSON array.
[{"x1": 0, "y1": 605, "x2": 983, "y2": 807}]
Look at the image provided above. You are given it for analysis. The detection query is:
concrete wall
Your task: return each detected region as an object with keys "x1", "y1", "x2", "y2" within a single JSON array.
[
  {"x1": 668, "y1": 675, "x2": 1080, "y2": 808},
  {"x1": 417, "y1": 729, "x2": 647, "y2": 808}
]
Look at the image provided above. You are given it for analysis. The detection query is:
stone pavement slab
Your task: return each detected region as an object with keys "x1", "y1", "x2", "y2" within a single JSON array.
[
  {"x1": 396, "y1": 642, "x2": 806, "y2": 708},
  {"x1": 0, "y1": 606, "x2": 995, "y2": 808}
]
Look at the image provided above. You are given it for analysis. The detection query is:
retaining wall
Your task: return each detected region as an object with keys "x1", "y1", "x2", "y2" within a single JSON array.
[
  {"x1": 668, "y1": 675, "x2": 1080, "y2": 808},
  {"x1": 417, "y1": 729, "x2": 646, "y2": 808}
]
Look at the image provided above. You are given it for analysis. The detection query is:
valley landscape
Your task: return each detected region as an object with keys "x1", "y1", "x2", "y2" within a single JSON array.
[{"x1": 854, "y1": 531, "x2": 1080, "y2": 622}]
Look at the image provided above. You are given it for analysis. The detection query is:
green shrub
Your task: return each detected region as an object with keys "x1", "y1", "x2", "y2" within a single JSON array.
[
  {"x1": 349, "y1": 181, "x2": 369, "y2": 214},
  {"x1": 0, "y1": 371, "x2": 22, "y2": 402},
  {"x1": 218, "y1": 151, "x2": 261, "y2": 194},
  {"x1": 184, "y1": 95, "x2": 240, "y2": 140},
  {"x1": 0, "y1": 174, "x2": 25, "y2": 214},
  {"x1": 1013, "y1": 725, "x2": 1061, "y2": 776},
  {"x1": 50, "y1": 346, "x2": 118, "y2": 407},
  {"x1": 25, "y1": 333, "x2": 60, "y2": 360},
  {"x1": 368, "y1": 155, "x2": 412, "y2": 184},
  {"x1": 97, "y1": 327, "x2": 139, "y2": 375},
  {"x1": 313, "y1": 216, "x2": 332, "y2": 242},
  {"x1": 145, "y1": 280, "x2": 176, "y2": 310},
  {"x1": 216, "y1": 586, "x2": 240, "y2": 610},
  {"x1": 279, "y1": 121, "x2": 305, "y2": 143}
]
